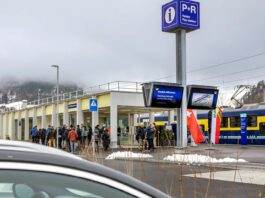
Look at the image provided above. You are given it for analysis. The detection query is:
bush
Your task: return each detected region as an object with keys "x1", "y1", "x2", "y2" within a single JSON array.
[{"x1": 159, "y1": 129, "x2": 174, "y2": 146}]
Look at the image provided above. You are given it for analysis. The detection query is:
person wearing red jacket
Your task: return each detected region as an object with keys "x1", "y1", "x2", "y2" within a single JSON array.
[{"x1": 68, "y1": 127, "x2": 78, "y2": 154}]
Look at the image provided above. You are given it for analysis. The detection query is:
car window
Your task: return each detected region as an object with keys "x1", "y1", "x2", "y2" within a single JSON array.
[{"x1": 0, "y1": 170, "x2": 136, "y2": 198}]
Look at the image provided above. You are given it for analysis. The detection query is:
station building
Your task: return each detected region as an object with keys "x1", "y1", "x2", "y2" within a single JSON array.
[{"x1": 0, "y1": 82, "x2": 174, "y2": 148}]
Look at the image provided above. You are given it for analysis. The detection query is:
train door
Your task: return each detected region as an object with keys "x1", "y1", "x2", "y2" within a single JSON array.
[{"x1": 259, "y1": 123, "x2": 265, "y2": 135}]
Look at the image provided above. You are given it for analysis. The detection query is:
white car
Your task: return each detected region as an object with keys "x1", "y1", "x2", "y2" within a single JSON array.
[{"x1": 0, "y1": 140, "x2": 170, "y2": 198}]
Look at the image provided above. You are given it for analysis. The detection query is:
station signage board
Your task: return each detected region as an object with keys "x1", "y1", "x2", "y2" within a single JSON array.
[
  {"x1": 142, "y1": 82, "x2": 184, "y2": 108},
  {"x1": 89, "y1": 99, "x2": 98, "y2": 112},
  {"x1": 162, "y1": 0, "x2": 200, "y2": 32},
  {"x1": 187, "y1": 85, "x2": 219, "y2": 110},
  {"x1": 240, "y1": 113, "x2": 248, "y2": 145},
  {"x1": 68, "y1": 103, "x2": 77, "y2": 109}
]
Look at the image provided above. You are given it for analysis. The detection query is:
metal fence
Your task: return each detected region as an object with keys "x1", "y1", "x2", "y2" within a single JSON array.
[{"x1": 26, "y1": 81, "x2": 142, "y2": 107}]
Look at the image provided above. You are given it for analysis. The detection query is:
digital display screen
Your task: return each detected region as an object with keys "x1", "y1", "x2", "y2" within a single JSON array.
[
  {"x1": 151, "y1": 85, "x2": 183, "y2": 108},
  {"x1": 188, "y1": 87, "x2": 218, "y2": 110}
]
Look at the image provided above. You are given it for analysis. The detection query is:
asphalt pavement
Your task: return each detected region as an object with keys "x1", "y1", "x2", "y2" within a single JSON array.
[{"x1": 80, "y1": 145, "x2": 265, "y2": 198}]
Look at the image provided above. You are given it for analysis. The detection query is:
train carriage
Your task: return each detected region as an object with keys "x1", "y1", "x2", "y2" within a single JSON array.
[
  {"x1": 198, "y1": 107, "x2": 265, "y2": 145},
  {"x1": 139, "y1": 103, "x2": 265, "y2": 145}
]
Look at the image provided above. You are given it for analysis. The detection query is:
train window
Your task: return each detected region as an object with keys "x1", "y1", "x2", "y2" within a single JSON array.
[
  {"x1": 230, "y1": 116, "x2": 240, "y2": 127},
  {"x1": 247, "y1": 115, "x2": 257, "y2": 127},
  {"x1": 221, "y1": 117, "x2": 228, "y2": 128},
  {"x1": 260, "y1": 123, "x2": 265, "y2": 134}
]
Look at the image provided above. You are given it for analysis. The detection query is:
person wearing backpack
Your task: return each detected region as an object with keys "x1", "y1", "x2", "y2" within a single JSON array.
[{"x1": 68, "y1": 127, "x2": 78, "y2": 154}]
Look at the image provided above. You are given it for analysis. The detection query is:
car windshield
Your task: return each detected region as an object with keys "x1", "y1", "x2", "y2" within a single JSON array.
[{"x1": 0, "y1": 170, "x2": 135, "y2": 198}]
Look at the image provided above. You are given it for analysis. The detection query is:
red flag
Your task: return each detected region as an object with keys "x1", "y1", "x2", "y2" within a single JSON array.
[{"x1": 187, "y1": 109, "x2": 205, "y2": 144}]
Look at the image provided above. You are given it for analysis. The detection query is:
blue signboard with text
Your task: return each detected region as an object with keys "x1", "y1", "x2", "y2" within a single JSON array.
[
  {"x1": 89, "y1": 99, "x2": 98, "y2": 112},
  {"x1": 162, "y1": 0, "x2": 200, "y2": 32},
  {"x1": 240, "y1": 113, "x2": 248, "y2": 145},
  {"x1": 151, "y1": 85, "x2": 183, "y2": 108}
]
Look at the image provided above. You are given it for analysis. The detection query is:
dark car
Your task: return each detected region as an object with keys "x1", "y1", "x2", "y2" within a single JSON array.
[{"x1": 0, "y1": 140, "x2": 170, "y2": 198}]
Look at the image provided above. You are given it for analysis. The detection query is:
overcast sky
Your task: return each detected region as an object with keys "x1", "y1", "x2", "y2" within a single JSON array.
[{"x1": 1, "y1": 0, "x2": 265, "y2": 101}]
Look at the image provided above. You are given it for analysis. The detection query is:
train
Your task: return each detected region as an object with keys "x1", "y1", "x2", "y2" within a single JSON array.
[{"x1": 139, "y1": 103, "x2": 265, "y2": 145}]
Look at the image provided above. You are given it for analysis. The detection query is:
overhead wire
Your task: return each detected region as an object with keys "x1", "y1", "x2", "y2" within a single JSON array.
[{"x1": 152, "y1": 51, "x2": 265, "y2": 82}]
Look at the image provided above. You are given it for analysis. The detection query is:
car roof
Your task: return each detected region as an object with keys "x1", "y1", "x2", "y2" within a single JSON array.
[{"x1": 0, "y1": 140, "x2": 169, "y2": 198}]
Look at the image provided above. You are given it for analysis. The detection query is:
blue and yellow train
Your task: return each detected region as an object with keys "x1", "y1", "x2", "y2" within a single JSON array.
[{"x1": 139, "y1": 104, "x2": 265, "y2": 145}]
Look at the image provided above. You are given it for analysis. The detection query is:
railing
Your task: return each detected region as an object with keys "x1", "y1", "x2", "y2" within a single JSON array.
[{"x1": 26, "y1": 81, "x2": 142, "y2": 107}]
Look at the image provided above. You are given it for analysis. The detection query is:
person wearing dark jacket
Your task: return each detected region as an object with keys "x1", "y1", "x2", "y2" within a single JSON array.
[
  {"x1": 87, "y1": 126, "x2": 92, "y2": 146},
  {"x1": 40, "y1": 128, "x2": 46, "y2": 145},
  {"x1": 136, "y1": 124, "x2": 145, "y2": 151},
  {"x1": 146, "y1": 124, "x2": 155, "y2": 151},
  {"x1": 102, "y1": 128, "x2": 110, "y2": 151}
]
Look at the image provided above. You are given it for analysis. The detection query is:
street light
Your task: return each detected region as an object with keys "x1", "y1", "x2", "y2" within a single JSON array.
[
  {"x1": 51, "y1": 65, "x2": 59, "y2": 149},
  {"x1": 38, "y1": 89, "x2": 41, "y2": 105}
]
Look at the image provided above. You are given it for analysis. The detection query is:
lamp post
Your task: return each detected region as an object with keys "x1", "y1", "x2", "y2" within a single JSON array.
[
  {"x1": 51, "y1": 65, "x2": 59, "y2": 149},
  {"x1": 38, "y1": 89, "x2": 41, "y2": 105}
]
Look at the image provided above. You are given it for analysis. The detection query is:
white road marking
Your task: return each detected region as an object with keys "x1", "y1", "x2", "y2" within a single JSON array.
[{"x1": 184, "y1": 170, "x2": 265, "y2": 185}]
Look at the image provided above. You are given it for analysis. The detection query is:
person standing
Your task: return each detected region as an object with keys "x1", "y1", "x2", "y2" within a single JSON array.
[
  {"x1": 146, "y1": 124, "x2": 155, "y2": 151},
  {"x1": 48, "y1": 127, "x2": 56, "y2": 147},
  {"x1": 81, "y1": 124, "x2": 87, "y2": 148},
  {"x1": 94, "y1": 125, "x2": 100, "y2": 151},
  {"x1": 30, "y1": 126, "x2": 38, "y2": 143},
  {"x1": 102, "y1": 127, "x2": 110, "y2": 151},
  {"x1": 87, "y1": 125, "x2": 92, "y2": 146},
  {"x1": 45, "y1": 125, "x2": 51, "y2": 146},
  {"x1": 68, "y1": 127, "x2": 78, "y2": 154},
  {"x1": 61, "y1": 125, "x2": 67, "y2": 149},
  {"x1": 58, "y1": 127, "x2": 63, "y2": 149},
  {"x1": 40, "y1": 128, "x2": 46, "y2": 145},
  {"x1": 136, "y1": 124, "x2": 145, "y2": 151},
  {"x1": 117, "y1": 126, "x2": 121, "y2": 146}
]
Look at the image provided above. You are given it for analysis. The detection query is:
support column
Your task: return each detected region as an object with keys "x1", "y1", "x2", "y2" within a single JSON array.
[
  {"x1": 149, "y1": 112, "x2": 155, "y2": 124},
  {"x1": 0, "y1": 114, "x2": 2, "y2": 139},
  {"x1": 10, "y1": 112, "x2": 15, "y2": 140},
  {"x1": 91, "y1": 97, "x2": 99, "y2": 156},
  {"x1": 63, "y1": 102, "x2": 69, "y2": 126},
  {"x1": 24, "y1": 110, "x2": 29, "y2": 141},
  {"x1": 169, "y1": 110, "x2": 175, "y2": 124},
  {"x1": 77, "y1": 99, "x2": 84, "y2": 125},
  {"x1": 110, "y1": 104, "x2": 118, "y2": 148},
  {"x1": 41, "y1": 106, "x2": 46, "y2": 129},
  {"x1": 51, "y1": 104, "x2": 56, "y2": 127},
  {"x1": 4, "y1": 113, "x2": 8, "y2": 139},
  {"x1": 17, "y1": 111, "x2": 22, "y2": 140},
  {"x1": 133, "y1": 114, "x2": 138, "y2": 127},
  {"x1": 176, "y1": 30, "x2": 187, "y2": 148},
  {"x1": 33, "y1": 108, "x2": 37, "y2": 127}
]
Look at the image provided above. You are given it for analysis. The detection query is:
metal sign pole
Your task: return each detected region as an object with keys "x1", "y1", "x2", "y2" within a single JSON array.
[{"x1": 176, "y1": 29, "x2": 187, "y2": 149}]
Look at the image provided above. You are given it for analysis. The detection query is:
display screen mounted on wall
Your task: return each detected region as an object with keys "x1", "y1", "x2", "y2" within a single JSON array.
[
  {"x1": 142, "y1": 82, "x2": 183, "y2": 108},
  {"x1": 187, "y1": 86, "x2": 219, "y2": 110}
]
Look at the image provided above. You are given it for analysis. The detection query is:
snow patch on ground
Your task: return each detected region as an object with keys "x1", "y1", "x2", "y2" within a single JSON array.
[
  {"x1": 163, "y1": 154, "x2": 247, "y2": 164},
  {"x1": 106, "y1": 151, "x2": 153, "y2": 160}
]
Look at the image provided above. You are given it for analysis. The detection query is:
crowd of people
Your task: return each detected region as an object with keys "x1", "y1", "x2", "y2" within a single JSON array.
[
  {"x1": 30, "y1": 122, "x2": 157, "y2": 153},
  {"x1": 136, "y1": 123, "x2": 157, "y2": 152},
  {"x1": 30, "y1": 124, "x2": 110, "y2": 153}
]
